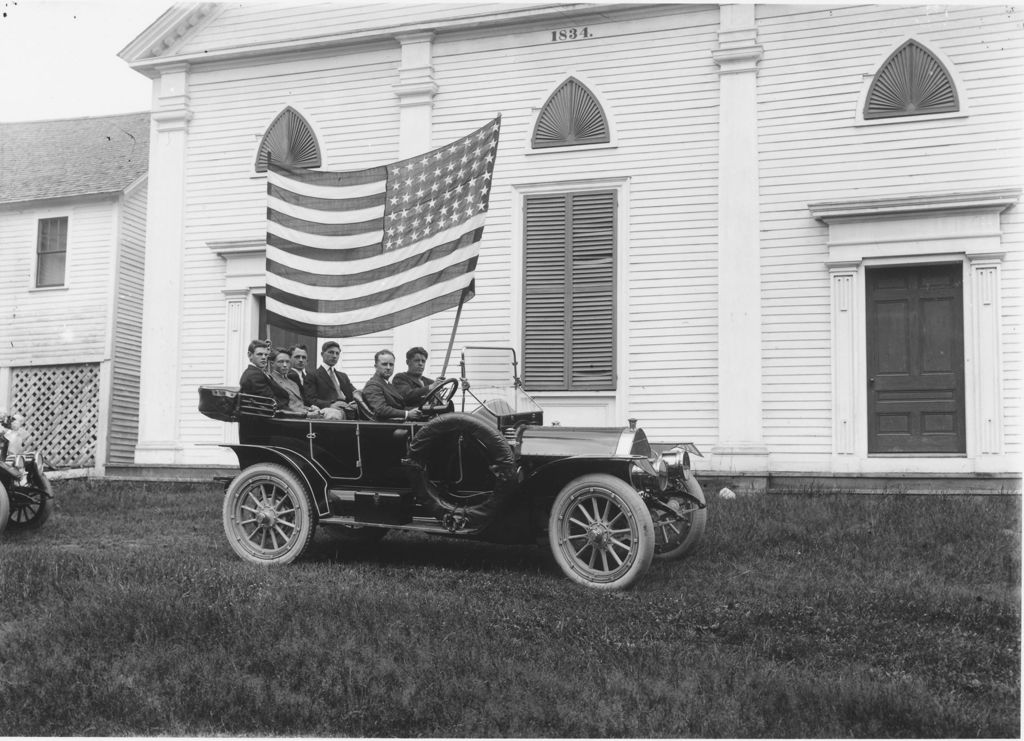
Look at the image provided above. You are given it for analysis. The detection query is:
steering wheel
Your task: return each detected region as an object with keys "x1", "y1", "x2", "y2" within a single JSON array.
[{"x1": 419, "y1": 377, "x2": 459, "y2": 412}]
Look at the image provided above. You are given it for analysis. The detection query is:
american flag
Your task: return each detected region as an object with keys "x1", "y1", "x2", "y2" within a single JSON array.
[{"x1": 266, "y1": 116, "x2": 500, "y2": 337}]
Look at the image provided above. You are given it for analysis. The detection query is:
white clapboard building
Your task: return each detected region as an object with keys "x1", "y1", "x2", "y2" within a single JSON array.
[
  {"x1": 119, "y1": 3, "x2": 1022, "y2": 492},
  {"x1": 0, "y1": 113, "x2": 150, "y2": 474}
]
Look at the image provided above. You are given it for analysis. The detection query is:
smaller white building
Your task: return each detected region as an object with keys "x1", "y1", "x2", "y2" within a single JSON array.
[{"x1": 0, "y1": 113, "x2": 150, "y2": 474}]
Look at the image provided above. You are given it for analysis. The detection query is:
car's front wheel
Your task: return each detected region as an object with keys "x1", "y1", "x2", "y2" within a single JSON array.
[
  {"x1": 652, "y1": 477, "x2": 707, "y2": 560},
  {"x1": 548, "y1": 474, "x2": 655, "y2": 590},
  {"x1": 222, "y1": 463, "x2": 316, "y2": 564}
]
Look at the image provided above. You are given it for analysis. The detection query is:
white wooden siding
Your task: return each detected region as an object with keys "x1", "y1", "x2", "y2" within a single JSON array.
[
  {"x1": 176, "y1": 3, "x2": 566, "y2": 55},
  {"x1": 429, "y1": 5, "x2": 722, "y2": 443},
  {"x1": 0, "y1": 199, "x2": 116, "y2": 366},
  {"x1": 107, "y1": 181, "x2": 147, "y2": 465},
  {"x1": 176, "y1": 48, "x2": 403, "y2": 443},
  {"x1": 756, "y1": 4, "x2": 1024, "y2": 462}
]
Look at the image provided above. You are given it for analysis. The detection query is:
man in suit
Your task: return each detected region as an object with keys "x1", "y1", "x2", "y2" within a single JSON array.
[
  {"x1": 287, "y1": 344, "x2": 310, "y2": 387},
  {"x1": 362, "y1": 349, "x2": 426, "y2": 422},
  {"x1": 392, "y1": 346, "x2": 445, "y2": 405},
  {"x1": 239, "y1": 339, "x2": 290, "y2": 409},
  {"x1": 303, "y1": 340, "x2": 357, "y2": 420}
]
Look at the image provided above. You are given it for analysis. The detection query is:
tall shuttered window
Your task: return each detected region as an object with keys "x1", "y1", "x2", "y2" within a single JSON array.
[
  {"x1": 36, "y1": 216, "x2": 68, "y2": 288},
  {"x1": 864, "y1": 40, "x2": 959, "y2": 119},
  {"x1": 523, "y1": 191, "x2": 616, "y2": 391},
  {"x1": 254, "y1": 107, "x2": 322, "y2": 173}
]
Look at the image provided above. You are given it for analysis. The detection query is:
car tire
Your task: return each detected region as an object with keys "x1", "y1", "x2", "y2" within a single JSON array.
[
  {"x1": 0, "y1": 482, "x2": 9, "y2": 538},
  {"x1": 407, "y1": 412, "x2": 517, "y2": 531},
  {"x1": 548, "y1": 474, "x2": 655, "y2": 591},
  {"x1": 7, "y1": 471, "x2": 54, "y2": 531},
  {"x1": 222, "y1": 463, "x2": 316, "y2": 564},
  {"x1": 652, "y1": 477, "x2": 707, "y2": 560}
]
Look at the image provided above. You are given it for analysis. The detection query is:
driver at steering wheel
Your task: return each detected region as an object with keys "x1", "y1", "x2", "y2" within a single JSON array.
[
  {"x1": 393, "y1": 346, "x2": 446, "y2": 406},
  {"x1": 362, "y1": 349, "x2": 427, "y2": 423}
]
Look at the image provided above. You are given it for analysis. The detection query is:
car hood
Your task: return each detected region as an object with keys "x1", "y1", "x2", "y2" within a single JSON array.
[{"x1": 518, "y1": 425, "x2": 652, "y2": 459}]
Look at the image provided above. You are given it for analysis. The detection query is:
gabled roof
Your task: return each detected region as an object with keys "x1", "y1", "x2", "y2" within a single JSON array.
[{"x1": 0, "y1": 112, "x2": 150, "y2": 206}]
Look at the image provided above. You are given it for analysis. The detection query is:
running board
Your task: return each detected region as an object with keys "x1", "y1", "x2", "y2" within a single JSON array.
[{"x1": 318, "y1": 515, "x2": 478, "y2": 536}]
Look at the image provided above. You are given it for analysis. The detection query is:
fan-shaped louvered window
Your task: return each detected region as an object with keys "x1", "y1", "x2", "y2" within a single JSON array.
[
  {"x1": 532, "y1": 77, "x2": 610, "y2": 149},
  {"x1": 864, "y1": 40, "x2": 959, "y2": 120},
  {"x1": 254, "y1": 107, "x2": 322, "y2": 173}
]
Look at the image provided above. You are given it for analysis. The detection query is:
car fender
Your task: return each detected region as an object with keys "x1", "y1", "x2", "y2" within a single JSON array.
[
  {"x1": 522, "y1": 456, "x2": 637, "y2": 505},
  {"x1": 222, "y1": 444, "x2": 331, "y2": 517}
]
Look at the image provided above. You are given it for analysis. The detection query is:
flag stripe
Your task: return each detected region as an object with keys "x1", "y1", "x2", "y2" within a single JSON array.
[
  {"x1": 268, "y1": 218, "x2": 484, "y2": 276},
  {"x1": 268, "y1": 257, "x2": 477, "y2": 313},
  {"x1": 266, "y1": 116, "x2": 500, "y2": 338},
  {"x1": 266, "y1": 282, "x2": 476, "y2": 338},
  {"x1": 267, "y1": 229, "x2": 482, "y2": 294},
  {"x1": 267, "y1": 272, "x2": 475, "y2": 328},
  {"x1": 268, "y1": 194, "x2": 384, "y2": 226},
  {"x1": 268, "y1": 208, "x2": 383, "y2": 237}
]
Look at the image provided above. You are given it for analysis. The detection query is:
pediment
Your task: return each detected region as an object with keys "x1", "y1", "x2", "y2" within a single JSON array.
[{"x1": 118, "y1": 3, "x2": 220, "y2": 70}]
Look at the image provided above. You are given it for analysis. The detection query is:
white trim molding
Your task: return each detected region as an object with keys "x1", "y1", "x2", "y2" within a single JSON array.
[{"x1": 812, "y1": 188, "x2": 1020, "y2": 474}]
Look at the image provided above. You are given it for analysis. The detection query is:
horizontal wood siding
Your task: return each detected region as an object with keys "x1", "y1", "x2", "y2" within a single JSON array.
[
  {"x1": 430, "y1": 5, "x2": 721, "y2": 442},
  {"x1": 107, "y1": 182, "x2": 147, "y2": 465},
  {"x1": 178, "y1": 3, "x2": 554, "y2": 55},
  {"x1": 178, "y1": 49, "x2": 402, "y2": 444},
  {"x1": 0, "y1": 199, "x2": 115, "y2": 366},
  {"x1": 755, "y1": 4, "x2": 1024, "y2": 460}
]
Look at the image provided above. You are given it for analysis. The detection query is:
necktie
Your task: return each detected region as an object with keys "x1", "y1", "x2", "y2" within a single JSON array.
[{"x1": 329, "y1": 368, "x2": 342, "y2": 395}]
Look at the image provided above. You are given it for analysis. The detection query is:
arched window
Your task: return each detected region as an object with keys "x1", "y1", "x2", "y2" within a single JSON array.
[
  {"x1": 864, "y1": 40, "x2": 959, "y2": 120},
  {"x1": 254, "y1": 107, "x2": 321, "y2": 173},
  {"x1": 532, "y1": 77, "x2": 610, "y2": 149}
]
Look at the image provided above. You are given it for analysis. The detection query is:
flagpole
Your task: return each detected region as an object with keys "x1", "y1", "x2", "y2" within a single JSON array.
[{"x1": 440, "y1": 285, "x2": 470, "y2": 379}]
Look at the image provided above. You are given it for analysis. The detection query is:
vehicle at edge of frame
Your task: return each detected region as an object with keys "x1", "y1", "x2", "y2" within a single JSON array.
[
  {"x1": 0, "y1": 413, "x2": 55, "y2": 536},
  {"x1": 197, "y1": 347, "x2": 707, "y2": 591}
]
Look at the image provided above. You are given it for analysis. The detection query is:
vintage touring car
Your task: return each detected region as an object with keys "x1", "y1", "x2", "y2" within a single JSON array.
[
  {"x1": 0, "y1": 417, "x2": 54, "y2": 536},
  {"x1": 199, "y1": 347, "x2": 706, "y2": 590}
]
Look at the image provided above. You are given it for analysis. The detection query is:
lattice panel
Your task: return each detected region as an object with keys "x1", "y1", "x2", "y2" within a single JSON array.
[{"x1": 10, "y1": 364, "x2": 99, "y2": 468}]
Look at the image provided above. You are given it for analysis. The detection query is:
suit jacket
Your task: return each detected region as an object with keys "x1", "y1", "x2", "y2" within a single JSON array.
[
  {"x1": 288, "y1": 368, "x2": 308, "y2": 388},
  {"x1": 239, "y1": 364, "x2": 290, "y2": 409},
  {"x1": 362, "y1": 375, "x2": 410, "y2": 421},
  {"x1": 392, "y1": 372, "x2": 435, "y2": 405},
  {"x1": 303, "y1": 365, "x2": 356, "y2": 408}
]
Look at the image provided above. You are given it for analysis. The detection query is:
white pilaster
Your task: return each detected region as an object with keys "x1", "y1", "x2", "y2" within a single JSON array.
[
  {"x1": 392, "y1": 33, "x2": 438, "y2": 363},
  {"x1": 829, "y1": 262, "x2": 862, "y2": 469},
  {"x1": 710, "y1": 5, "x2": 768, "y2": 473},
  {"x1": 968, "y1": 254, "x2": 1004, "y2": 462},
  {"x1": 134, "y1": 63, "x2": 191, "y2": 465}
]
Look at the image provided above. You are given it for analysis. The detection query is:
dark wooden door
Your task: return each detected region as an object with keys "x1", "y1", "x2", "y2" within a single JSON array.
[{"x1": 866, "y1": 264, "x2": 965, "y2": 454}]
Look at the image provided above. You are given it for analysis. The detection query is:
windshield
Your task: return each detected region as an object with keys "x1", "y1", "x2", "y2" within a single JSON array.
[{"x1": 458, "y1": 346, "x2": 543, "y2": 418}]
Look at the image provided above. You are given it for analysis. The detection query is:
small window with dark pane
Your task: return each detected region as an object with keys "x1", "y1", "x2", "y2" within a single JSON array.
[
  {"x1": 36, "y1": 216, "x2": 68, "y2": 288},
  {"x1": 532, "y1": 77, "x2": 610, "y2": 149},
  {"x1": 864, "y1": 40, "x2": 959, "y2": 120},
  {"x1": 523, "y1": 191, "x2": 616, "y2": 391},
  {"x1": 254, "y1": 107, "x2": 322, "y2": 173}
]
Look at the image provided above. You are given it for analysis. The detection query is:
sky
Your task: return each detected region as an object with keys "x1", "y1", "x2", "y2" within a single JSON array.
[{"x1": 0, "y1": 0, "x2": 168, "y2": 122}]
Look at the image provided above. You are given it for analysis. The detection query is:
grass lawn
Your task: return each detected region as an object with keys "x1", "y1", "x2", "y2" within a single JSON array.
[{"x1": 0, "y1": 478, "x2": 1018, "y2": 737}]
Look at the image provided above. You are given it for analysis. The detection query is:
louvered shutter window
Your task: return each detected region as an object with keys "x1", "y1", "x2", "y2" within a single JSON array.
[
  {"x1": 532, "y1": 77, "x2": 610, "y2": 149},
  {"x1": 36, "y1": 216, "x2": 68, "y2": 288},
  {"x1": 523, "y1": 192, "x2": 616, "y2": 391},
  {"x1": 254, "y1": 107, "x2": 322, "y2": 173},
  {"x1": 864, "y1": 40, "x2": 959, "y2": 120}
]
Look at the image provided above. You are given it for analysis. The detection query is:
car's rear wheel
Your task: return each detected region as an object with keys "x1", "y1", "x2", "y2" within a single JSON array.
[
  {"x1": 548, "y1": 474, "x2": 655, "y2": 591},
  {"x1": 222, "y1": 463, "x2": 316, "y2": 564},
  {"x1": 7, "y1": 486, "x2": 53, "y2": 530},
  {"x1": 652, "y1": 477, "x2": 707, "y2": 560},
  {"x1": 0, "y1": 482, "x2": 9, "y2": 538}
]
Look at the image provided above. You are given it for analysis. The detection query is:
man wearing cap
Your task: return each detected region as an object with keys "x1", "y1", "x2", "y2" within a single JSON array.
[{"x1": 303, "y1": 341, "x2": 357, "y2": 420}]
